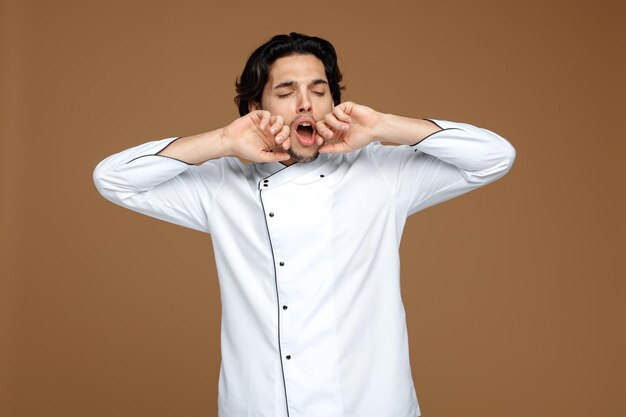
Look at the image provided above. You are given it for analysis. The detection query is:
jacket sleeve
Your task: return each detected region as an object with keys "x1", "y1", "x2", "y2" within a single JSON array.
[
  {"x1": 368, "y1": 119, "x2": 516, "y2": 216},
  {"x1": 92, "y1": 136, "x2": 223, "y2": 233}
]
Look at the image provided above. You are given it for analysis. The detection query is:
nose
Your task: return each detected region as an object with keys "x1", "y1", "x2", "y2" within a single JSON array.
[{"x1": 297, "y1": 91, "x2": 312, "y2": 114}]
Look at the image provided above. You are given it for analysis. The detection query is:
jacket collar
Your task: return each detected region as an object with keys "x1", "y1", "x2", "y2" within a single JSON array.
[{"x1": 255, "y1": 152, "x2": 337, "y2": 191}]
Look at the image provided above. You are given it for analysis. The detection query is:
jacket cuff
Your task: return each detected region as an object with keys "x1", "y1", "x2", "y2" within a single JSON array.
[{"x1": 94, "y1": 136, "x2": 194, "y2": 194}]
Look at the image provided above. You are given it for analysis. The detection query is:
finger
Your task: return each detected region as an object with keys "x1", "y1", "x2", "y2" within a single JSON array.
[
  {"x1": 259, "y1": 111, "x2": 271, "y2": 130},
  {"x1": 338, "y1": 101, "x2": 354, "y2": 114},
  {"x1": 281, "y1": 133, "x2": 291, "y2": 150},
  {"x1": 318, "y1": 141, "x2": 353, "y2": 154},
  {"x1": 333, "y1": 106, "x2": 351, "y2": 123},
  {"x1": 258, "y1": 149, "x2": 291, "y2": 163},
  {"x1": 275, "y1": 125, "x2": 291, "y2": 147},
  {"x1": 315, "y1": 133, "x2": 324, "y2": 146},
  {"x1": 316, "y1": 120, "x2": 334, "y2": 140},
  {"x1": 324, "y1": 112, "x2": 349, "y2": 132},
  {"x1": 269, "y1": 115, "x2": 283, "y2": 135}
]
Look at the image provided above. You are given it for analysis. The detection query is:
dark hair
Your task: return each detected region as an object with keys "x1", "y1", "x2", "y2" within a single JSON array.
[{"x1": 235, "y1": 32, "x2": 345, "y2": 116}]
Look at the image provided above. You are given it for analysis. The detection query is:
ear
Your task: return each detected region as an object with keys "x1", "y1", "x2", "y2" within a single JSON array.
[{"x1": 248, "y1": 101, "x2": 261, "y2": 112}]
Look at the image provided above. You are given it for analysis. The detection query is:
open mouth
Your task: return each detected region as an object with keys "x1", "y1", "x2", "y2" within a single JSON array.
[{"x1": 292, "y1": 117, "x2": 317, "y2": 147}]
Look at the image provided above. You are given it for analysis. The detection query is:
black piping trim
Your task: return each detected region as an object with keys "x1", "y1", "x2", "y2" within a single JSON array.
[
  {"x1": 259, "y1": 163, "x2": 291, "y2": 184},
  {"x1": 157, "y1": 136, "x2": 183, "y2": 153},
  {"x1": 124, "y1": 137, "x2": 194, "y2": 166},
  {"x1": 424, "y1": 118, "x2": 443, "y2": 130},
  {"x1": 409, "y1": 125, "x2": 463, "y2": 147},
  {"x1": 258, "y1": 187, "x2": 291, "y2": 417}
]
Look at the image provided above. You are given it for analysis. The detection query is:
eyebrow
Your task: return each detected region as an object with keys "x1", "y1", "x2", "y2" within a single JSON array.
[{"x1": 273, "y1": 79, "x2": 328, "y2": 89}]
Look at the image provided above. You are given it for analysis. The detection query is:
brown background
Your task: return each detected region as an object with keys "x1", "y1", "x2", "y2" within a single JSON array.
[{"x1": 1, "y1": 0, "x2": 624, "y2": 416}]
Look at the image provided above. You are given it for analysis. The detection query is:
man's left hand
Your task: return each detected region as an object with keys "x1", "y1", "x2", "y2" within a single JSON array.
[{"x1": 315, "y1": 102, "x2": 383, "y2": 154}]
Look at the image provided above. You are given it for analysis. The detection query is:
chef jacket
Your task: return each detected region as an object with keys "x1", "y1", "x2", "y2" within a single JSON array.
[{"x1": 93, "y1": 119, "x2": 516, "y2": 417}]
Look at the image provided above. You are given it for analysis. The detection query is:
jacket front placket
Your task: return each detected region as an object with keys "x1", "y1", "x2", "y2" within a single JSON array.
[{"x1": 257, "y1": 158, "x2": 344, "y2": 417}]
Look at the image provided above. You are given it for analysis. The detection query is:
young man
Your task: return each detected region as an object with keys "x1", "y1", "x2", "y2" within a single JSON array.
[{"x1": 93, "y1": 33, "x2": 516, "y2": 417}]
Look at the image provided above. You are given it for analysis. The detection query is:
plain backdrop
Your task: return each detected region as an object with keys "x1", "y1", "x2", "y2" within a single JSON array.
[{"x1": 1, "y1": 0, "x2": 624, "y2": 416}]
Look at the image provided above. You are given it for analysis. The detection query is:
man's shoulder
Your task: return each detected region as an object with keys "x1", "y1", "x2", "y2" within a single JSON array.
[{"x1": 193, "y1": 156, "x2": 252, "y2": 184}]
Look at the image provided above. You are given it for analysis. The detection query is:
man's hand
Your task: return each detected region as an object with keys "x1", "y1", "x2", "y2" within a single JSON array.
[
  {"x1": 315, "y1": 102, "x2": 444, "y2": 152},
  {"x1": 222, "y1": 110, "x2": 292, "y2": 163},
  {"x1": 315, "y1": 102, "x2": 384, "y2": 154}
]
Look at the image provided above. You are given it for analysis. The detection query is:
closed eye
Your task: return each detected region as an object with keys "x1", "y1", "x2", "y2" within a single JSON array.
[{"x1": 277, "y1": 91, "x2": 325, "y2": 98}]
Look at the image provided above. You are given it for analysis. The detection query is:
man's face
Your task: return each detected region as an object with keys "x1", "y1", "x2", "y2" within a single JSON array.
[{"x1": 252, "y1": 54, "x2": 334, "y2": 164}]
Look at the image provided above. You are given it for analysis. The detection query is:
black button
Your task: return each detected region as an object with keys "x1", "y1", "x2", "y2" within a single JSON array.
[
  {"x1": 263, "y1": 184, "x2": 268, "y2": 187},
  {"x1": 283, "y1": 305, "x2": 288, "y2": 310},
  {"x1": 286, "y1": 355, "x2": 291, "y2": 360},
  {"x1": 320, "y1": 174, "x2": 325, "y2": 178},
  {"x1": 263, "y1": 179, "x2": 269, "y2": 183},
  {"x1": 269, "y1": 212, "x2": 274, "y2": 217},
  {"x1": 279, "y1": 261, "x2": 284, "y2": 266}
]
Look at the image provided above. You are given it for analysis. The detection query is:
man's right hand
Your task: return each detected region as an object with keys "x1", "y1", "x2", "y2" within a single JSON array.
[{"x1": 222, "y1": 110, "x2": 291, "y2": 163}]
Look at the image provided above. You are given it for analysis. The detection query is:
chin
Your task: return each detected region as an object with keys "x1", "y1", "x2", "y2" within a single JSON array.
[{"x1": 288, "y1": 146, "x2": 319, "y2": 163}]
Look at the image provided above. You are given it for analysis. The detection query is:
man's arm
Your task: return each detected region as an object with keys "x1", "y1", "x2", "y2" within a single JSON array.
[
  {"x1": 315, "y1": 101, "x2": 515, "y2": 178},
  {"x1": 156, "y1": 111, "x2": 292, "y2": 165},
  {"x1": 155, "y1": 129, "x2": 231, "y2": 166},
  {"x1": 93, "y1": 111, "x2": 291, "y2": 232},
  {"x1": 315, "y1": 101, "x2": 516, "y2": 215},
  {"x1": 369, "y1": 113, "x2": 443, "y2": 146},
  {"x1": 315, "y1": 103, "x2": 443, "y2": 151}
]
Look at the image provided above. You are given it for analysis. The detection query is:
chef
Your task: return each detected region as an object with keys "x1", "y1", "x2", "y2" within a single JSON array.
[{"x1": 93, "y1": 32, "x2": 516, "y2": 417}]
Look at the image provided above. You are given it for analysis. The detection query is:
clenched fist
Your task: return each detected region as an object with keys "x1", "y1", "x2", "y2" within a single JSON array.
[
  {"x1": 315, "y1": 102, "x2": 384, "y2": 154},
  {"x1": 222, "y1": 110, "x2": 292, "y2": 163}
]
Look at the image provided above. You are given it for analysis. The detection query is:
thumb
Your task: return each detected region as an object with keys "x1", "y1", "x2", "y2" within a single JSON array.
[
  {"x1": 257, "y1": 150, "x2": 291, "y2": 163},
  {"x1": 318, "y1": 141, "x2": 352, "y2": 154}
]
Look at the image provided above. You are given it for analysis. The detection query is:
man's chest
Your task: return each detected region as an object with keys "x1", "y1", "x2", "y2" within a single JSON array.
[{"x1": 211, "y1": 165, "x2": 399, "y2": 260}]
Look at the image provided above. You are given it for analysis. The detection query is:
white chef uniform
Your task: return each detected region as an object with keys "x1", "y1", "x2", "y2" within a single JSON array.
[{"x1": 93, "y1": 119, "x2": 516, "y2": 417}]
